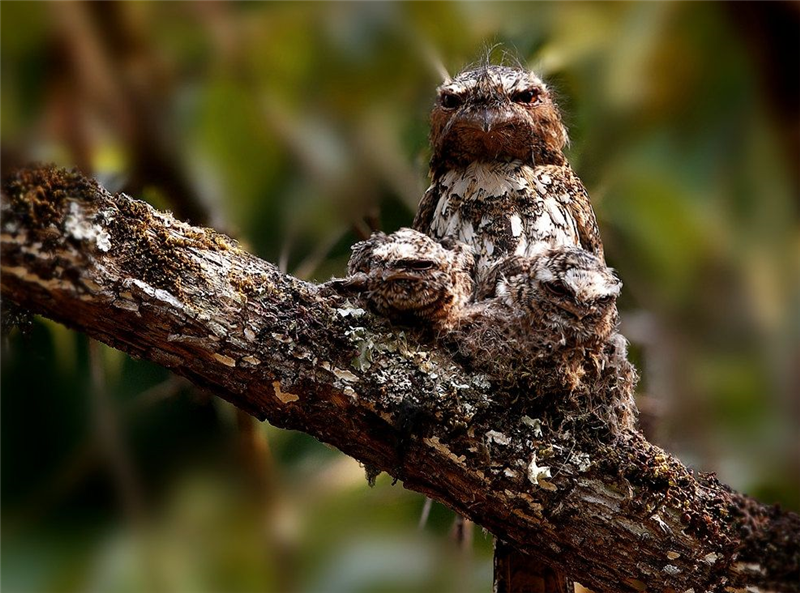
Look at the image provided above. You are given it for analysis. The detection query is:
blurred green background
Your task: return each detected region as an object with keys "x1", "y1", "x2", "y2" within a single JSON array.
[{"x1": 2, "y1": 2, "x2": 798, "y2": 592}]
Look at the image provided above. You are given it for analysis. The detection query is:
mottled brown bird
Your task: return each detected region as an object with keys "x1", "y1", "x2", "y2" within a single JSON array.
[
  {"x1": 465, "y1": 246, "x2": 622, "y2": 351},
  {"x1": 340, "y1": 227, "x2": 475, "y2": 325},
  {"x1": 449, "y1": 246, "x2": 635, "y2": 422},
  {"x1": 413, "y1": 64, "x2": 604, "y2": 277}
]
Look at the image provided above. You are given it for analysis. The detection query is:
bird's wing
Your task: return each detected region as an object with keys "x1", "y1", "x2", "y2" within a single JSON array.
[
  {"x1": 411, "y1": 184, "x2": 439, "y2": 235},
  {"x1": 557, "y1": 166, "x2": 605, "y2": 260}
]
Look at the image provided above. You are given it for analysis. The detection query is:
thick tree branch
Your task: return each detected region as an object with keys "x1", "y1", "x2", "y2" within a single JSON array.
[{"x1": 2, "y1": 166, "x2": 798, "y2": 593}]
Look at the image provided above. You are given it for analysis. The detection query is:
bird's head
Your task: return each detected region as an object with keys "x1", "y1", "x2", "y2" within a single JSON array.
[
  {"x1": 349, "y1": 228, "x2": 475, "y2": 321},
  {"x1": 429, "y1": 64, "x2": 568, "y2": 172},
  {"x1": 496, "y1": 248, "x2": 621, "y2": 343}
]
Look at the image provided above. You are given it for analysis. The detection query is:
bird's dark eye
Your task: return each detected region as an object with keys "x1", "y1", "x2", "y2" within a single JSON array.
[
  {"x1": 440, "y1": 92, "x2": 463, "y2": 109},
  {"x1": 398, "y1": 259, "x2": 435, "y2": 271},
  {"x1": 596, "y1": 295, "x2": 614, "y2": 305},
  {"x1": 543, "y1": 282, "x2": 569, "y2": 298},
  {"x1": 512, "y1": 89, "x2": 541, "y2": 105}
]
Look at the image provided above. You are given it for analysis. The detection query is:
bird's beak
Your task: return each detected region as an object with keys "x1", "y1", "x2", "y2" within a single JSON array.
[
  {"x1": 478, "y1": 108, "x2": 493, "y2": 132},
  {"x1": 478, "y1": 107, "x2": 509, "y2": 132},
  {"x1": 557, "y1": 301, "x2": 590, "y2": 320},
  {"x1": 382, "y1": 271, "x2": 421, "y2": 282},
  {"x1": 456, "y1": 107, "x2": 511, "y2": 133}
]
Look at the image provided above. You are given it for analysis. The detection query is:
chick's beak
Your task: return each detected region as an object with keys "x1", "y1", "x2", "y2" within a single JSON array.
[
  {"x1": 382, "y1": 270, "x2": 422, "y2": 282},
  {"x1": 556, "y1": 301, "x2": 590, "y2": 320}
]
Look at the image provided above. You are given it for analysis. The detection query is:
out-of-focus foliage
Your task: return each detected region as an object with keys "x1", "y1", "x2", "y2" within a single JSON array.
[{"x1": 1, "y1": 2, "x2": 798, "y2": 592}]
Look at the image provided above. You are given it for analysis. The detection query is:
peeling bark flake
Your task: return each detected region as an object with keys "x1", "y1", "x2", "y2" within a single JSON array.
[
  {"x1": 213, "y1": 353, "x2": 236, "y2": 367},
  {"x1": 272, "y1": 380, "x2": 299, "y2": 403}
]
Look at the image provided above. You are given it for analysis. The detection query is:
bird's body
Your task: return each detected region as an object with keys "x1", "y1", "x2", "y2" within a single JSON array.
[
  {"x1": 341, "y1": 227, "x2": 475, "y2": 326},
  {"x1": 413, "y1": 63, "x2": 603, "y2": 278},
  {"x1": 455, "y1": 246, "x2": 621, "y2": 357},
  {"x1": 415, "y1": 160, "x2": 602, "y2": 276}
]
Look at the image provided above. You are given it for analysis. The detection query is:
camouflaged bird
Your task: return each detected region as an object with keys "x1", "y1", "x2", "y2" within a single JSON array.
[
  {"x1": 449, "y1": 246, "x2": 636, "y2": 424},
  {"x1": 413, "y1": 63, "x2": 604, "y2": 278},
  {"x1": 337, "y1": 227, "x2": 475, "y2": 326},
  {"x1": 472, "y1": 246, "x2": 622, "y2": 348}
]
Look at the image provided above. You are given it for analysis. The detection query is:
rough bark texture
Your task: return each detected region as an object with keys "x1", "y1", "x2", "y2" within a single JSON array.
[{"x1": 2, "y1": 165, "x2": 798, "y2": 593}]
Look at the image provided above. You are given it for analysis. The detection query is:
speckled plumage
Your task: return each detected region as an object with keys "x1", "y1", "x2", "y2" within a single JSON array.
[
  {"x1": 449, "y1": 247, "x2": 636, "y2": 427},
  {"x1": 413, "y1": 64, "x2": 604, "y2": 277},
  {"x1": 342, "y1": 228, "x2": 475, "y2": 325},
  {"x1": 474, "y1": 247, "x2": 622, "y2": 347}
]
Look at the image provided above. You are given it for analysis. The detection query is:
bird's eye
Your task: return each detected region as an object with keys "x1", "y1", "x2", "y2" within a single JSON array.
[
  {"x1": 512, "y1": 89, "x2": 541, "y2": 105},
  {"x1": 543, "y1": 282, "x2": 569, "y2": 297},
  {"x1": 596, "y1": 295, "x2": 614, "y2": 305},
  {"x1": 440, "y1": 92, "x2": 463, "y2": 109},
  {"x1": 398, "y1": 259, "x2": 435, "y2": 271}
]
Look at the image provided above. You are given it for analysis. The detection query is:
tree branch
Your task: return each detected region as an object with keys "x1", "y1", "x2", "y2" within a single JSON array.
[{"x1": 2, "y1": 165, "x2": 797, "y2": 593}]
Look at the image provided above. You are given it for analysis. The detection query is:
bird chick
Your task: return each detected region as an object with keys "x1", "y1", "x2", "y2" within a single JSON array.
[
  {"x1": 483, "y1": 247, "x2": 622, "y2": 347},
  {"x1": 341, "y1": 228, "x2": 475, "y2": 327},
  {"x1": 449, "y1": 246, "x2": 622, "y2": 379}
]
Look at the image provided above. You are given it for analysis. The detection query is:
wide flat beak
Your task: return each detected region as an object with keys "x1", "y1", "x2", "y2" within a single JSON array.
[
  {"x1": 382, "y1": 271, "x2": 422, "y2": 282},
  {"x1": 557, "y1": 301, "x2": 591, "y2": 320},
  {"x1": 456, "y1": 106, "x2": 513, "y2": 133}
]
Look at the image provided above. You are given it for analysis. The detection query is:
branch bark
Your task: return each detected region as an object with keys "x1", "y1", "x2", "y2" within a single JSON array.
[{"x1": 2, "y1": 165, "x2": 798, "y2": 593}]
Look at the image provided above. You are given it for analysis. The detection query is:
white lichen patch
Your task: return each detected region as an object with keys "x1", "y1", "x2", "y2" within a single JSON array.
[
  {"x1": 573, "y1": 452, "x2": 591, "y2": 472},
  {"x1": 471, "y1": 374, "x2": 491, "y2": 390},
  {"x1": 486, "y1": 430, "x2": 511, "y2": 446},
  {"x1": 663, "y1": 564, "x2": 681, "y2": 576},
  {"x1": 336, "y1": 306, "x2": 366, "y2": 318},
  {"x1": 213, "y1": 353, "x2": 236, "y2": 367},
  {"x1": 703, "y1": 552, "x2": 719, "y2": 565},
  {"x1": 345, "y1": 326, "x2": 417, "y2": 372},
  {"x1": 241, "y1": 355, "x2": 261, "y2": 366},
  {"x1": 527, "y1": 454, "x2": 551, "y2": 486},
  {"x1": 503, "y1": 468, "x2": 518, "y2": 479},
  {"x1": 651, "y1": 513, "x2": 672, "y2": 534},
  {"x1": 244, "y1": 327, "x2": 256, "y2": 341},
  {"x1": 521, "y1": 416, "x2": 543, "y2": 437},
  {"x1": 272, "y1": 380, "x2": 299, "y2": 403},
  {"x1": 64, "y1": 201, "x2": 111, "y2": 252}
]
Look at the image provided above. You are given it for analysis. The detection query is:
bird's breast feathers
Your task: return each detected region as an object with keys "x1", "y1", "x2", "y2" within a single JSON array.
[{"x1": 424, "y1": 161, "x2": 584, "y2": 264}]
